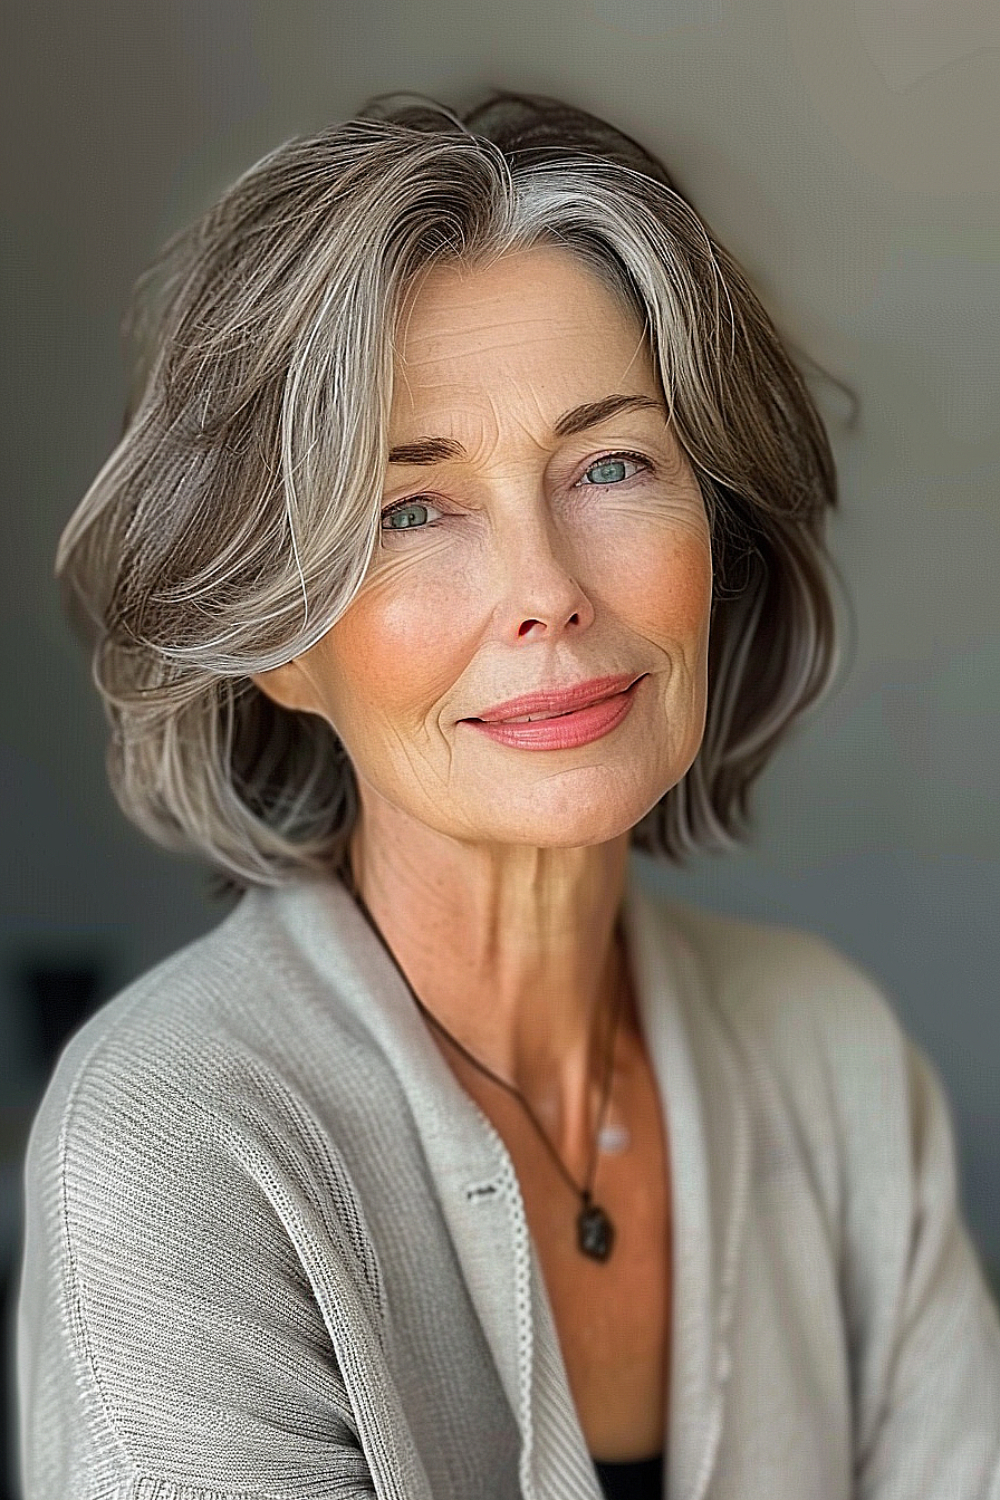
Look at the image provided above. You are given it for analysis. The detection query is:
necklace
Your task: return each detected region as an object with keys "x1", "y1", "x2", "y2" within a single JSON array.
[{"x1": 348, "y1": 881, "x2": 625, "y2": 1263}]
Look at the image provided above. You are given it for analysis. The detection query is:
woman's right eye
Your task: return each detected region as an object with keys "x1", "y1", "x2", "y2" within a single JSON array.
[{"x1": 380, "y1": 499, "x2": 443, "y2": 533}]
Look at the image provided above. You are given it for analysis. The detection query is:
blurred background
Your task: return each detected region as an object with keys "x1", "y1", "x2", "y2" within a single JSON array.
[{"x1": 2, "y1": 0, "x2": 998, "y2": 1493}]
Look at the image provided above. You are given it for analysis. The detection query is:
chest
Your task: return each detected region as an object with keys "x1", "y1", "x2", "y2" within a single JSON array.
[{"x1": 465, "y1": 1047, "x2": 674, "y2": 1463}]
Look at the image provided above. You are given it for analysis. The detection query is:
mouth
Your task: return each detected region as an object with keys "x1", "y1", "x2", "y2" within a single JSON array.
[
  {"x1": 465, "y1": 673, "x2": 645, "y2": 725},
  {"x1": 459, "y1": 675, "x2": 647, "y2": 752},
  {"x1": 490, "y1": 699, "x2": 623, "y2": 723}
]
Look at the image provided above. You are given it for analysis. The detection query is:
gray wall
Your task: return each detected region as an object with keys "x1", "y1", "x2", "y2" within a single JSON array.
[{"x1": 3, "y1": 0, "x2": 998, "y2": 1318}]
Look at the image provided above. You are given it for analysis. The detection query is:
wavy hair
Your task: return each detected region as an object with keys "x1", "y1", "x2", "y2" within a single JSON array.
[{"x1": 55, "y1": 88, "x2": 849, "y2": 898}]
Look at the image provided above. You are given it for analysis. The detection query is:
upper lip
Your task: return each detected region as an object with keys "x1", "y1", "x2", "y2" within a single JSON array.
[{"x1": 466, "y1": 674, "x2": 643, "y2": 723}]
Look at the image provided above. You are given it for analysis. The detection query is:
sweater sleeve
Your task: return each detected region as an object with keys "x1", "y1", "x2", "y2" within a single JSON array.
[
  {"x1": 850, "y1": 1026, "x2": 1000, "y2": 1500},
  {"x1": 14, "y1": 1010, "x2": 402, "y2": 1500}
]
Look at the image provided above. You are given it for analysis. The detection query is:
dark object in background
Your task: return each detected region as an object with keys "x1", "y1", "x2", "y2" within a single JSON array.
[
  {"x1": 17, "y1": 956, "x2": 109, "y2": 1072},
  {"x1": 0, "y1": 1265, "x2": 11, "y2": 1500},
  {"x1": 2, "y1": 954, "x2": 111, "y2": 1499}
]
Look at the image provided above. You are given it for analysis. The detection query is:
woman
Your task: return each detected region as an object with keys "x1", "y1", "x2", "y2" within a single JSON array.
[{"x1": 17, "y1": 90, "x2": 1000, "y2": 1500}]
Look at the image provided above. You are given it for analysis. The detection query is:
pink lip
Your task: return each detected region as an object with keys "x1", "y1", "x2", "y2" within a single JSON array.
[
  {"x1": 460, "y1": 675, "x2": 646, "y2": 752},
  {"x1": 468, "y1": 673, "x2": 642, "y2": 724}
]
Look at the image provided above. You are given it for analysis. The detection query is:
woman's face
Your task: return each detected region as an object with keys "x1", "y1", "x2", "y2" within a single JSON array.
[{"x1": 255, "y1": 244, "x2": 713, "y2": 850}]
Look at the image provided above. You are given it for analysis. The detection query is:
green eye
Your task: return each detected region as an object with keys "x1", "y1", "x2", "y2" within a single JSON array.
[
  {"x1": 382, "y1": 501, "x2": 433, "y2": 531},
  {"x1": 582, "y1": 454, "x2": 646, "y2": 486},
  {"x1": 589, "y1": 459, "x2": 628, "y2": 484}
]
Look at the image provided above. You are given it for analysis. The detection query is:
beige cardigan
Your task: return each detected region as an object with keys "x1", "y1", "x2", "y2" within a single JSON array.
[{"x1": 15, "y1": 854, "x2": 1000, "y2": 1499}]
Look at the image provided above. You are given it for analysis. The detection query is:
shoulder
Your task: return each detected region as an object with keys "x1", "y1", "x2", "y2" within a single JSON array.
[
  {"x1": 652, "y1": 888, "x2": 908, "y2": 1086},
  {"x1": 26, "y1": 892, "x2": 284, "y2": 1176},
  {"x1": 22, "y1": 887, "x2": 385, "y2": 1308},
  {"x1": 637, "y1": 882, "x2": 931, "y2": 1202},
  {"x1": 28, "y1": 883, "x2": 368, "y2": 1148},
  {"x1": 643, "y1": 885, "x2": 970, "y2": 1295}
]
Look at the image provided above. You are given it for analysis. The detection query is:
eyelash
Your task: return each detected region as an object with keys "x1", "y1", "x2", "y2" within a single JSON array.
[{"x1": 379, "y1": 450, "x2": 654, "y2": 534}]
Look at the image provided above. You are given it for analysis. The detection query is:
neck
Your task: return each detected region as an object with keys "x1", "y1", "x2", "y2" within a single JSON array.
[{"x1": 346, "y1": 790, "x2": 634, "y2": 1156}]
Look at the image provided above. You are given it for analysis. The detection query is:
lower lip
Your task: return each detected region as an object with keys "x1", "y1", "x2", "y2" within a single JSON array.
[{"x1": 462, "y1": 678, "x2": 643, "y2": 751}]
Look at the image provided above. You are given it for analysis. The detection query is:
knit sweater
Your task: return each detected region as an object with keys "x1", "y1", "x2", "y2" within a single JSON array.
[{"x1": 15, "y1": 855, "x2": 1000, "y2": 1499}]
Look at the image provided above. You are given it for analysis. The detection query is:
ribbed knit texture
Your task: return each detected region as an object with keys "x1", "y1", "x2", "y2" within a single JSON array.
[{"x1": 15, "y1": 854, "x2": 1000, "y2": 1499}]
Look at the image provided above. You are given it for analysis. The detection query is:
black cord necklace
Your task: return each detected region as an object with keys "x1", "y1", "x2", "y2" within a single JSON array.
[{"x1": 348, "y1": 880, "x2": 624, "y2": 1263}]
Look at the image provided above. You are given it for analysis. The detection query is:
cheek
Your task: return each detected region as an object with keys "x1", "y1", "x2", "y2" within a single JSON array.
[
  {"x1": 321, "y1": 566, "x2": 474, "y2": 731},
  {"x1": 602, "y1": 518, "x2": 714, "y2": 648}
]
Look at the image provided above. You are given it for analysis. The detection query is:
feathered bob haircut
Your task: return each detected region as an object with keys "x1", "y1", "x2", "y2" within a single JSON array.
[{"x1": 55, "y1": 89, "x2": 846, "y2": 899}]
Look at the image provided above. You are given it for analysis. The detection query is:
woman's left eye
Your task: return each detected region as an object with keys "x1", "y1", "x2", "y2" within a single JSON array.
[
  {"x1": 578, "y1": 453, "x2": 651, "y2": 486},
  {"x1": 380, "y1": 498, "x2": 444, "y2": 533}
]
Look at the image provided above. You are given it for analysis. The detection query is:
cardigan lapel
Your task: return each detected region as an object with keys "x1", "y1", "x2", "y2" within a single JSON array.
[
  {"x1": 273, "y1": 858, "x2": 752, "y2": 1500},
  {"x1": 272, "y1": 874, "x2": 527, "y2": 1428},
  {"x1": 622, "y1": 860, "x2": 752, "y2": 1500}
]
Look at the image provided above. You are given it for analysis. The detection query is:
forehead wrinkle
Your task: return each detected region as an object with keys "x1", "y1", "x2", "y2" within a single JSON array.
[
  {"x1": 395, "y1": 319, "x2": 658, "y2": 416},
  {"x1": 397, "y1": 267, "x2": 642, "y2": 358},
  {"x1": 400, "y1": 303, "x2": 595, "y2": 361},
  {"x1": 397, "y1": 334, "x2": 565, "y2": 387},
  {"x1": 498, "y1": 385, "x2": 573, "y2": 457}
]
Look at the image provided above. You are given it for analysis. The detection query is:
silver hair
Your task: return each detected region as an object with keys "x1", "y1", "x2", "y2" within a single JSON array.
[{"x1": 55, "y1": 90, "x2": 846, "y2": 897}]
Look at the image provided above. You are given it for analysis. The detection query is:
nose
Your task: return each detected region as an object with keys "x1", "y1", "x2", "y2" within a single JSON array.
[{"x1": 490, "y1": 507, "x2": 596, "y2": 643}]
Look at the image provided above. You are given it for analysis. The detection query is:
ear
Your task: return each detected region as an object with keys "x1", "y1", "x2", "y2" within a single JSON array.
[{"x1": 248, "y1": 660, "x2": 325, "y2": 719}]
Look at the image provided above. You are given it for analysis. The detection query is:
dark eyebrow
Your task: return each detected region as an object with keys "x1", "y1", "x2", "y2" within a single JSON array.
[{"x1": 386, "y1": 394, "x2": 667, "y2": 466}]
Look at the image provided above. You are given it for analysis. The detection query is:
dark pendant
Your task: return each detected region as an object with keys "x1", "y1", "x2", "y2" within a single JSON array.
[{"x1": 577, "y1": 1201, "x2": 615, "y2": 1261}]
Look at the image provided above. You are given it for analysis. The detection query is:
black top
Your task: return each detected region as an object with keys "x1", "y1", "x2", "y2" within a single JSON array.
[{"x1": 592, "y1": 1451, "x2": 664, "y2": 1499}]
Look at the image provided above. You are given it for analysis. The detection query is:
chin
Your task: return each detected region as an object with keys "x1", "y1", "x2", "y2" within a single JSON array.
[{"x1": 464, "y1": 776, "x2": 666, "y2": 849}]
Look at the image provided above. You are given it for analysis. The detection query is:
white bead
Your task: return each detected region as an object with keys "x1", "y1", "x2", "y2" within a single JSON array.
[{"x1": 597, "y1": 1122, "x2": 631, "y2": 1153}]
